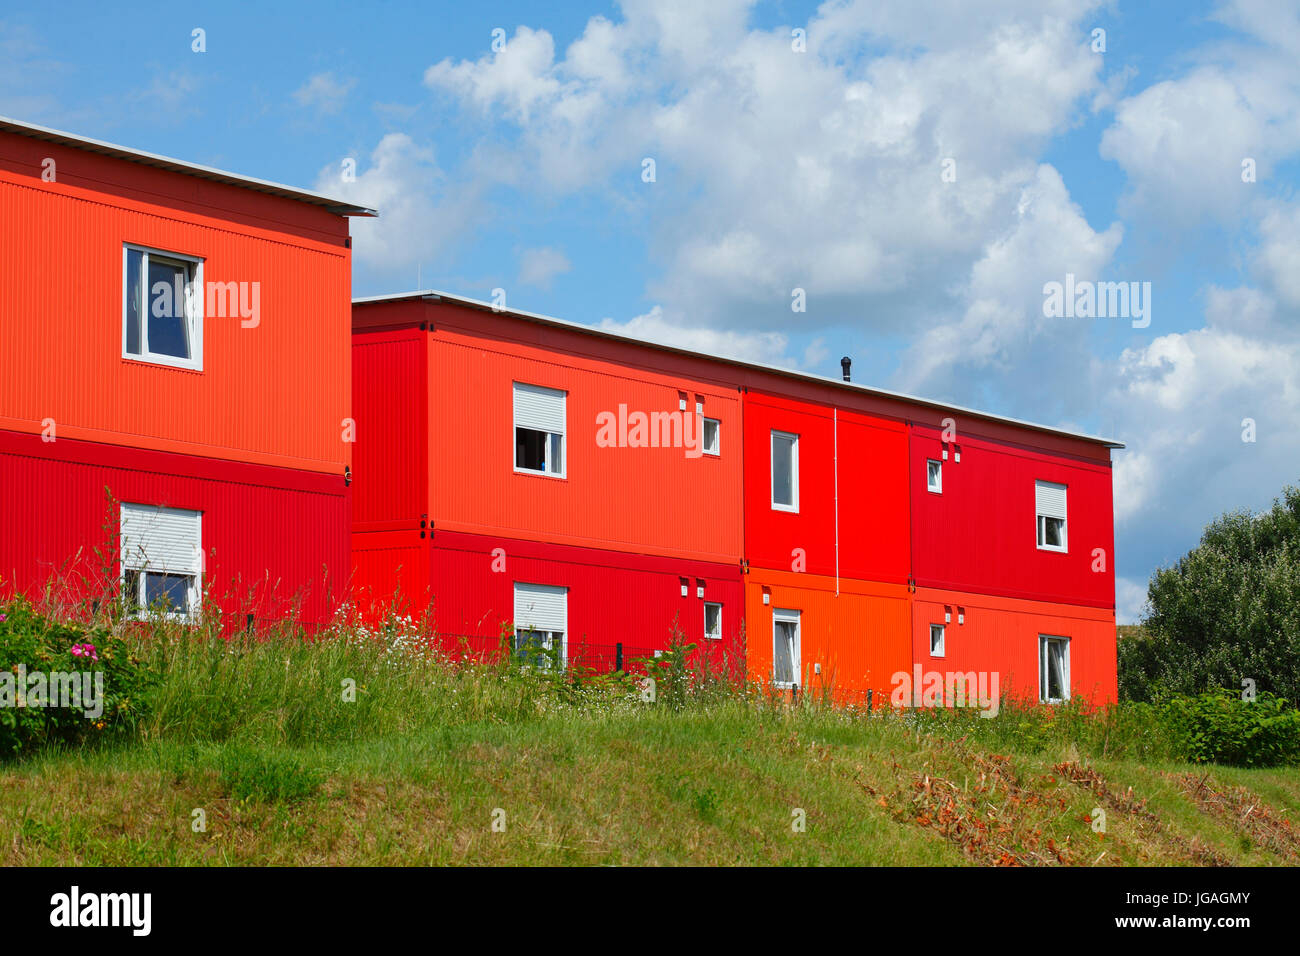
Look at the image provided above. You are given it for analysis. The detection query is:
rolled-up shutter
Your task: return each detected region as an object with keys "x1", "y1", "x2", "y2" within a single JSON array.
[
  {"x1": 514, "y1": 582, "x2": 567, "y2": 633},
  {"x1": 1034, "y1": 480, "x2": 1067, "y2": 519},
  {"x1": 120, "y1": 503, "x2": 202, "y2": 573},
  {"x1": 513, "y1": 383, "x2": 565, "y2": 434}
]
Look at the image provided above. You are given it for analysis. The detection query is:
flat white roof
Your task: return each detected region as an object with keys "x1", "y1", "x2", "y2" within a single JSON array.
[
  {"x1": 0, "y1": 115, "x2": 376, "y2": 217},
  {"x1": 354, "y1": 289, "x2": 1124, "y2": 450}
]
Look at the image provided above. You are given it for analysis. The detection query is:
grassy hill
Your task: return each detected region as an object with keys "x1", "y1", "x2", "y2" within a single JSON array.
[{"x1": 1, "y1": 611, "x2": 1298, "y2": 866}]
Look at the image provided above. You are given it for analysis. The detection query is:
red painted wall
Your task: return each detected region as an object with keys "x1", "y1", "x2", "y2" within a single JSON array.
[
  {"x1": 425, "y1": 530, "x2": 744, "y2": 674},
  {"x1": 910, "y1": 422, "x2": 1116, "y2": 608},
  {"x1": 0, "y1": 429, "x2": 348, "y2": 627},
  {"x1": 743, "y1": 390, "x2": 909, "y2": 584},
  {"x1": 351, "y1": 328, "x2": 428, "y2": 529},
  {"x1": 912, "y1": 586, "x2": 1117, "y2": 706}
]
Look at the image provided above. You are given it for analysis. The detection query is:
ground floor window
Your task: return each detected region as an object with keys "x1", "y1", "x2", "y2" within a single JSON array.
[
  {"x1": 119, "y1": 503, "x2": 202, "y2": 620},
  {"x1": 1039, "y1": 635, "x2": 1070, "y2": 703},
  {"x1": 513, "y1": 582, "x2": 568, "y2": 668},
  {"x1": 773, "y1": 608, "x2": 801, "y2": 688}
]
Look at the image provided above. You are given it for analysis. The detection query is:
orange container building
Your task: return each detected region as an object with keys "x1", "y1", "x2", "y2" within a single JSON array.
[{"x1": 0, "y1": 117, "x2": 372, "y2": 625}]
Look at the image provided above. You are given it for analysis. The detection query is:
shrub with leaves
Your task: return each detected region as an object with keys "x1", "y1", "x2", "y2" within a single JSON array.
[
  {"x1": 1122, "y1": 484, "x2": 1300, "y2": 703},
  {"x1": 0, "y1": 599, "x2": 159, "y2": 758},
  {"x1": 1159, "y1": 689, "x2": 1300, "y2": 767}
]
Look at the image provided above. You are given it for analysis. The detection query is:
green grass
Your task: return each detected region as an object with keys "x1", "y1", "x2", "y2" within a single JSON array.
[{"x1": 1, "y1": 614, "x2": 1298, "y2": 865}]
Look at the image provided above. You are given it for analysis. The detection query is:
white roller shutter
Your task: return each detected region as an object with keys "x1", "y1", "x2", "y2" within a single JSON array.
[
  {"x1": 513, "y1": 382, "x2": 566, "y2": 434},
  {"x1": 1035, "y1": 481, "x2": 1067, "y2": 519},
  {"x1": 514, "y1": 582, "x2": 567, "y2": 633},
  {"x1": 120, "y1": 503, "x2": 202, "y2": 573}
]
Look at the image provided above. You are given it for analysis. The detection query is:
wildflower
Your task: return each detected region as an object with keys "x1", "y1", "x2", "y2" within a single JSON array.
[{"x1": 0, "y1": 613, "x2": 7, "y2": 623}]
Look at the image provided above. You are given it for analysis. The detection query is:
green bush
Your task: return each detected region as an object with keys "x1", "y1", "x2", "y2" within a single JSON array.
[
  {"x1": 1159, "y1": 688, "x2": 1300, "y2": 767},
  {"x1": 0, "y1": 600, "x2": 159, "y2": 759}
]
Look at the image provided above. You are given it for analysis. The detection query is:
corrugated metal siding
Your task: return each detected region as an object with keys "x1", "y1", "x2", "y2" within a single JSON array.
[
  {"x1": 0, "y1": 150, "x2": 350, "y2": 475},
  {"x1": 426, "y1": 530, "x2": 745, "y2": 675},
  {"x1": 0, "y1": 429, "x2": 347, "y2": 627},
  {"x1": 743, "y1": 391, "x2": 909, "y2": 584},
  {"x1": 910, "y1": 423, "x2": 1116, "y2": 608},
  {"x1": 744, "y1": 570, "x2": 911, "y2": 703},
  {"x1": 913, "y1": 587, "x2": 1117, "y2": 706},
  {"x1": 350, "y1": 529, "x2": 430, "y2": 620},
  {"x1": 351, "y1": 329, "x2": 428, "y2": 527},
  {"x1": 422, "y1": 307, "x2": 743, "y2": 564}
]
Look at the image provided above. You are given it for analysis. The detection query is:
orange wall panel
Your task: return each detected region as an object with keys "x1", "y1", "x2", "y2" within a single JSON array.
[
  {"x1": 744, "y1": 570, "x2": 911, "y2": 702},
  {"x1": 0, "y1": 138, "x2": 351, "y2": 474},
  {"x1": 912, "y1": 587, "x2": 1117, "y2": 706},
  {"x1": 425, "y1": 304, "x2": 743, "y2": 563}
]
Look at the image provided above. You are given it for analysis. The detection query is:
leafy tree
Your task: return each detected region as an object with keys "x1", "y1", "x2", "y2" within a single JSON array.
[{"x1": 1119, "y1": 485, "x2": 1300, "y2": 703}]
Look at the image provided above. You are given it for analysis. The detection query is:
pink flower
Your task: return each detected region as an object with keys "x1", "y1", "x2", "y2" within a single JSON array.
[
  {"x1": 0, "y1": 613, "x2": 7, "y2": 623},
  {"x1": 71, "y1": 642, "x2": 99, "y2": 661}
]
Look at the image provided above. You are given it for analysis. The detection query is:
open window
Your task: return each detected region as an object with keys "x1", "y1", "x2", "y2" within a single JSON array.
[
  {"x1": 1039, "y1": 635, "x2": 1070, "y2": 703},
  {"x1": 123, "y1": 244, "x2": 203, "y2": 370},
  {"x1": 704, "y1": 601, "x2": 722, "y2": 640},
  {"x1": 771, "y1": 430, "x2": 799, "y2": 512},
  {"x1": 927, "y1": 459, "x2": 942, "y2": 494},
  {"x1": 120, "y1": 503, "x2": 202, "y2": 620},
  {"x1": 702, "y1": 418, "x2": 720, "y2": 456},
  {"x1": 930, "y1": 623, "x2": 945, "y2": 658},
  {"x1": 514, "y1": 383, "x2": 566, "y2": 477},
  {"x1": 513, "y1": 582, "x2": 568, "y2": 668},
  {"x1": 1035, "y1": 480, "x2": 1068, "y2": 552},
  {"x1": 773, "y1": 608, "x2": 801, "y2": 687}
]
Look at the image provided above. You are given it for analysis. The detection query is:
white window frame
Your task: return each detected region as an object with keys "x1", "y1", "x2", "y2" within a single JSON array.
[
  {"x1": 1039, "y1": 634, "x2": 1071, "y2": 703},
  {"x1": 119, "y1": 503, "x2": 203, "y2": 622},
  {"x1": 122, "y1": 243, "x2": 204, "y2": 371},
  {"x1": 512, "y1": 582, "x2": 568, "y2": 668},
  {"x1": 927, "y1": 459, "x2": 942, "y2": 494},
  {"x1": 1035, "y1": 480, "x2": 1068, "y2": 553},
  {"x1": 704, "y1": 601, "x2": 723, "y2": 640},
  {"x1": 702, "y1": 417, "x2": 721, "y2": 457},
  {"x1": 512, "y1": 382, "x2": 566, "y2": 479},
  {"x1": 771, "y1": 430, "x2": 799, "y2": 512},
  {"x1": 930, "y1": 623, "x2": 945, "y2": 658},
  {"x1": 772, "y1": 608, "x2": 801, "y2": 688}
]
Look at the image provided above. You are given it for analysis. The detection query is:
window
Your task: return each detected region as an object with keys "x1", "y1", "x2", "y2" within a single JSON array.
[
  {"x1": 120, "y1": 503, "x2": 202, "y2": 620},
  {"x1": 702, "y1": 417, "x2": 720, "y2": 456},
  {"x1": 773, "y1": 608, "x2": 801, "y2": 687},
  {"x1": 704, "y1": 602, "x2": 722, "y2": 640},
  {"x1": 123, "y1": 244, "x2": 203, "y2": 370},
  {"x1": 1039, "y1": 635, "x2": 1070, "y2": 703},
  {"x1": 513, "y1": 383, "x2": 566, "y2": 477},
  {"x1": 771, "y1": 431, "x2": 799, "y2": 511},
  {"x1": 930, "y1": 623, "x2": 945, "y2": 658},
  {"x1": 513, "y1": 582, "x2": 568, "y2": 667},
  {"x1": 1035, "y1": 480, "x2": 1068, "y2": 552},
  {"x1": 927, "y1": 459, "x2": 942, "y2": 494}
]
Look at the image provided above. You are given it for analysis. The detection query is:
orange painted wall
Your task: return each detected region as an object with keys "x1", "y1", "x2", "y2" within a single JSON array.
[
  {"x1": 912, "y1": 587, "x2": 1117, "y2": 706},
  {"x1": 423, "y1": 301, "x2": 744, "y2": 564},
  {"x1": 0, "y1": 132, "x2": 352, "y2": 475},
  {"x1": 744, "y1": 569, "x2": 911, "y2": 703}
]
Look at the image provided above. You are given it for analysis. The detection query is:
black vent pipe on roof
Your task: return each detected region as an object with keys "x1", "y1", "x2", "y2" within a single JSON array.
[{"x1": 841, "y1": 356, "x2": 852, "y2": 382}]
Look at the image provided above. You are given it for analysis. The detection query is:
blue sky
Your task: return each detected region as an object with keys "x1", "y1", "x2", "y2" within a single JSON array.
[{"x1": 5, "y1": 0, "x2": 1299, "y2": 622}]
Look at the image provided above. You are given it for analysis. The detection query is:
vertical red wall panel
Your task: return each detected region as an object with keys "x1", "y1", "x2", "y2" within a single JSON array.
[
  {"x1": 426, "y1": 530, "x2": 744, "y2": 674},
  {"x1": 742, "y1": 390, "x2": 909, "y2": 584},
  {"x1": 0, "y1": 430, "x2": 347, "y2": 626},
  {"x1": 909, "y1": 423, "x2": 1116, "y2": 608},
  {"x1": 351, "y1": 328, "x2": 428, "y2": 528},
  {"x1": 350, "y1": 529, "x2": 430, "y2": 620}
]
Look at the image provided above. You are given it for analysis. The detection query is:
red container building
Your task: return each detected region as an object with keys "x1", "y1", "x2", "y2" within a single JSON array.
[{"x1": 0, "y1": 117, "x2": 372, "y2": 625}]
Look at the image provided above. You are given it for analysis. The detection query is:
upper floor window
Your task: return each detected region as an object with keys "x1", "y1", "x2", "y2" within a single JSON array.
[
  {"x1": 771, "y1": 430, "x2": 799, "y2": 512},
  {"x1": 702, "y1": 417, "x2": 720, "y2": 456},
  {"x1": 927, "y1": 459, "x2": 942, "y2": 494},
  {"x1": 514, "y1": 382, "x2": 566, "y2": 478},
  {"x1": 929, "y1": 623, "x2": 946, "y2": 657},
  {"x1": 123, "y1": 244, "x2": 203, "y2": 370},
  {"x1": 1035, "y1": 480, "x2": 1068, "y2": 552}
]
